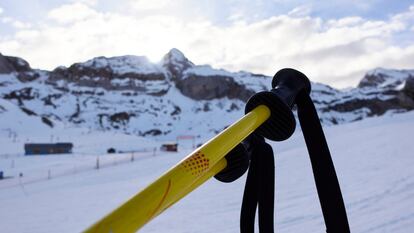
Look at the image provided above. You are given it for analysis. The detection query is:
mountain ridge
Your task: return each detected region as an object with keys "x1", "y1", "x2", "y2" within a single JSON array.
[{"x1": 0, "y1": 49, "x2": 413, "y2": 140}]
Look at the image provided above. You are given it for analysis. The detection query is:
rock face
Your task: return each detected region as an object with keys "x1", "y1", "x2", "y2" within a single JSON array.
[
  {"x1": 0, "y1": 54, "x2": 18, "y2": 74},
  {"x1": 403, "y1": 76, "x2": 414, "y2": 99},
  {"x1": 305, "y1": 68, "x2": 414, "y2": 124},
  {"x1": 0, "y1": 49, "x2": 413, "y2": 139},
  {"x1": 358, "y1": 73, "x2": 387, "y2": 88},
  {"x1": 0, "y1": 53, "x2": 42, "y2": 82},
  {"x1": 0, "y1": 53, "x2": 32, "y2": 73},
  {"x1": 45, "y1": 49, "x2": 262, "y2": 102},
  {"x1": 3, "y1": 56, "x2": 32, "y2": 73},
  {"x1": 162, "y1": 50, "x2": 261, "y2": 101},
  {"x1": 49, "y1": 56, "x2": 169, "y2": 95},
  {"x1": 176, "y1": 74, "x2": 254, "y2": 101},
  {"x1": 352, "y1": 68, "x2": 414, "y2": 115},
  {"x1": 358, "y1": 68, "x2": 411, "y2": 88},
  {"x1": 162, "y1": 48, "x2": 194, "y2": 81}
]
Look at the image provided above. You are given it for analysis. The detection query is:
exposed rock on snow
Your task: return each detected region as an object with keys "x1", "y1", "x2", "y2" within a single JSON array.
[
  {"x1": 358, "y1": 68, "x2": 413, "y2": 88},
  {"x1": 344, "y1": 68, "x2": 414, "y2": 115},
  {"x1": 49, "y1": 56, "x2": 169, "y2": 95},
  {"x1": 0, "y1": 53, "x2": 31, "y2": 73},
  {"x1": 403, "y1": 76, "x2": 414, "y2": 99},
  {"x1": 162, "y1": 48, "x2": 194, "y2": 81},
  {"x1": 175, "y1": 74, "x2": 254, "y2": 101},
  {"x1": 0, "y1": 54, "x2": 15, "y2": 74}
]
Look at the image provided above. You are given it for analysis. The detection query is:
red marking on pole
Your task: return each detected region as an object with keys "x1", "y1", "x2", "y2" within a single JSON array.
[
  {"x1": 148, "y1": 179, "x2": 172, "y2": 220},
  {"x1": 181, "y1": 151, "x2": 210, "y2": 176}
]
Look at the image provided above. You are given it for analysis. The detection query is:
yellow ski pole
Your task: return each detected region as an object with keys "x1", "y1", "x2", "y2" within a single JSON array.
[{"x1": 83, "y1": 105, "x2": 271, "y2": 233}]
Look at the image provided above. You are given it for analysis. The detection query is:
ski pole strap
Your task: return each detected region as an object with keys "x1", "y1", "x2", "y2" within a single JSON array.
[
  {"x1": 217, "y1": 68, "x2": 349, "y2": 232},
  {"x1": 296, "y1": 93, "x2": 350, "y2": 233},
  {"x1": 238, "y1": 68, "x2": 350, "y2": 232},
  {"x1": 240, "y1": 135, "x2": 275, "y2": 233}
]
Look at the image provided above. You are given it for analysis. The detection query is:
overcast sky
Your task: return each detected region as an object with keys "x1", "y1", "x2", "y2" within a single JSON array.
[{"x1": 0, "y1": 0, "x2": 413, "y2": 88}]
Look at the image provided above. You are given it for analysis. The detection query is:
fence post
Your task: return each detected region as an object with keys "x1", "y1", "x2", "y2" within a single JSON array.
[
  {"x1": 96, "y1": 157, "x2": 100, "y2": 170},
  {"x1": 131, "y1": 152, "x2": 134, "y2": 162}
]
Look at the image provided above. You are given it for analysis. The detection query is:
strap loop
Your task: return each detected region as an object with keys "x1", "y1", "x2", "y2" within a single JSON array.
[{"x1": 240, "y1": 135, "x2": 275, "y2": 233}]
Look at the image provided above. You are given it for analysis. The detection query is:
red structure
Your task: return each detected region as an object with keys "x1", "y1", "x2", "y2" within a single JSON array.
[{"x1": 160, "y1": 143, "x2": 178, "y2": 152}]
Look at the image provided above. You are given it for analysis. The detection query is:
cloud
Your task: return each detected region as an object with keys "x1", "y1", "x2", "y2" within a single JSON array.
[
  {"x1": 392, "y1": 5, "x2": 414, "y2": 22},
  {"x1": 129, "y1": 0, "x2": 173, "y2": 11},
  {"x1": 71, "y1": 0, "x2": 99, "y2": 6},
  {"x1": 288, "y1": 5, "x2": 312, "y2": 17},
  {"x1": 47, "y1": 2, "x2": 100, "y2": 24},
  {"x1": 1, "y1": 16, "x2": 32, "y2": 29},
  {"x1": 0, "y1": 7, "x2": 3, "y2": 15},
  {"x1": 11, "y1": 20, "x2": 31, "y2": 29},
  {"x1": 0, "y1": 3, "x2": 413, "y2": 88}
]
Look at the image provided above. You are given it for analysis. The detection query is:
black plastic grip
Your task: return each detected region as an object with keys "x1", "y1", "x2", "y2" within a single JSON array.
[
  {"x1": 214, "y1": 142, "x2": 249, "y2": 183},
  {"x1": 245, "y1": 68, "x2": 311, "y2": 141},
  {"x1": 271, "y1": 68, "x2": 311, "y2": 107}
]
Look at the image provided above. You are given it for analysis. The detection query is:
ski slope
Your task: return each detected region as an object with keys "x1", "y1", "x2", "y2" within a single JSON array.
[{"x1": 0, "y1": 111, "x2": 414, "y2": 233}]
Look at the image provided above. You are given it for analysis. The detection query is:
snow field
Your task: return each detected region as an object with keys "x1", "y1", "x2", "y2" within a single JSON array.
[{"x1": 0, "y1": 111, "x2": 413, "y2": 232}]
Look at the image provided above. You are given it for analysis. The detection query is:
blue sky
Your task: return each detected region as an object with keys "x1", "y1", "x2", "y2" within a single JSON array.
[{"x1": 0, "y1": 0, "x2": 413, "y2": 87}]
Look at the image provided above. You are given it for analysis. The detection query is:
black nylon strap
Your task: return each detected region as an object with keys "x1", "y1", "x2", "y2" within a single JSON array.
[
  {"x1": 258, "y1": 141, "x2": 274, "y2": 233},
  {"x1": 240, "y1": 136, "x2": 275, "y2": 233},
  {"x1": 240, "y1": 148, "x2": 258, "y2": 233},
  {"x1": 240, "y1": 92, "x2": 350, "y2": 233},
  {"x1": 296, "y1": 93, "x2": 350, "y2": 233}
]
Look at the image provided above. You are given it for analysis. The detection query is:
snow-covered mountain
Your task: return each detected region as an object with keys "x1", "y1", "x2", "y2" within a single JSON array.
[{"x1": 0, "y1": 49, "x2": 413, "y2": 141}]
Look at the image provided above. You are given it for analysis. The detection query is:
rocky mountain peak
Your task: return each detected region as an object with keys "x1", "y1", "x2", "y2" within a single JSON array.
[
  {"x1": 358, "y1": 68, "x2": 414, "y2": 89},
  {"x1": 48, "y1": 55, "x2": 168, "y2": 94},
  {"x1": 162, "y1": 48, "x2": 194, "y2": 80},
  {"x1": 0, "y1": 53, "x2": 40, "y2": 82},
  {"x1": 0, "y1": 53, "x2": 31, "y2": 74},
  {"x1": 164, "y1": 48, "x2": 188, "y2": 62}
]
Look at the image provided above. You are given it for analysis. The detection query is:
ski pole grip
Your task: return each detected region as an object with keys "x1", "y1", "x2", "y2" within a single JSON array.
[
  {"x1": 271, "y1": 68, "x2": 311, "y2": 107},
  {"x1": 245, "y1": 68, "x2": 311, "y2": 141}
]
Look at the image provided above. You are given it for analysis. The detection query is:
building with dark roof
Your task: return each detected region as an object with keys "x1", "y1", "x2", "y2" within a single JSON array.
[{"x1": 24, "y1": 143, "x2": 73, "y2": 155}]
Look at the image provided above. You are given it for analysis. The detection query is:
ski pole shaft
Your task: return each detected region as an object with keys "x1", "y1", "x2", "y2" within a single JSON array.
[{"x1": 83, "y1": 105, "x2": 271, "y2": 233}]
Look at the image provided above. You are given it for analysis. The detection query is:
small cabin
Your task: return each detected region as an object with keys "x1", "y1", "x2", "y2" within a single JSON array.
[
  {"x1": 24, "y1": 143, "x2": 73, "y2": 155},
  {"x1": 160, "y1": 143, "x2": 178, "y2": 152}
]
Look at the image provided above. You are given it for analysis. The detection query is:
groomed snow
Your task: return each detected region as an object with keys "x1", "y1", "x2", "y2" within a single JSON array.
[{"x1": 0, "y1": 111, "x2": 413, "y2": 233}]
